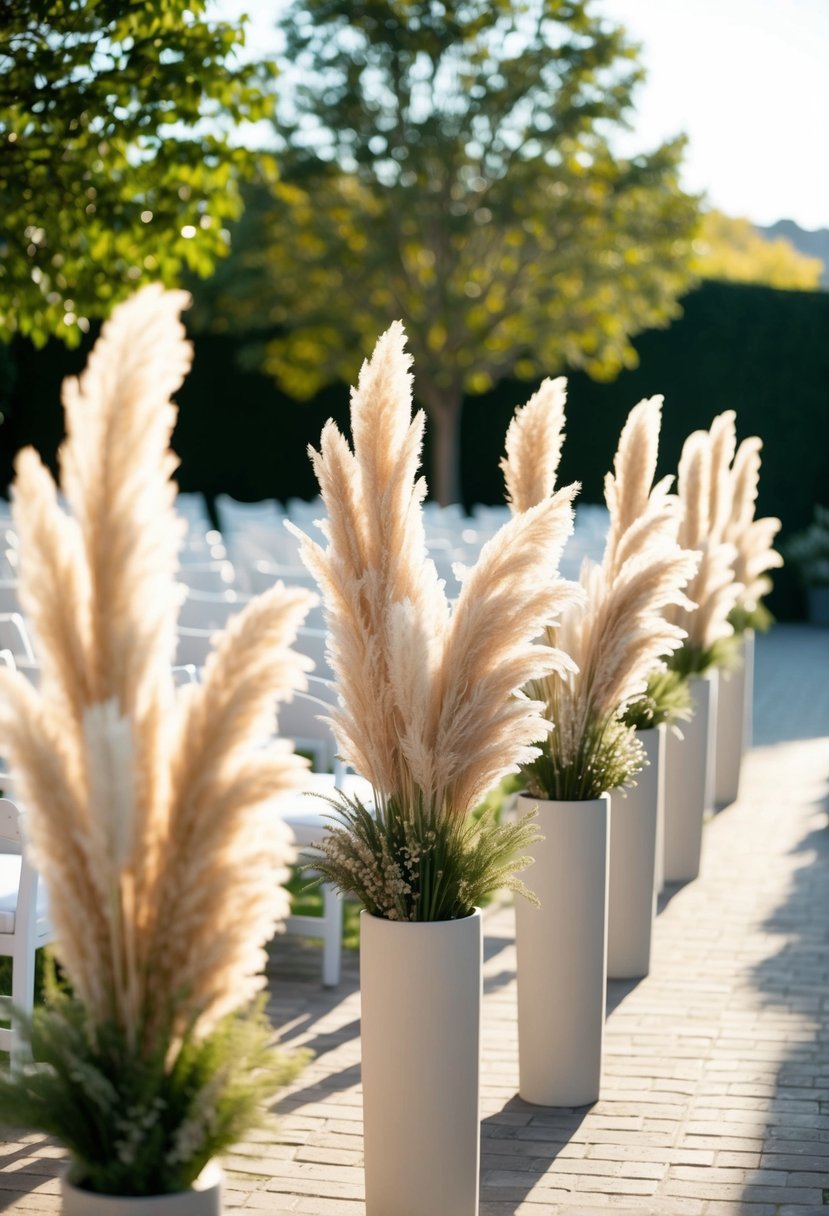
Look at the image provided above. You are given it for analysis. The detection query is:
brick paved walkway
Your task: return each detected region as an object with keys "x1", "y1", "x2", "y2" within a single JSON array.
[{"x1": 1, "y1": 624, "x2": 827, "y2": 1213}]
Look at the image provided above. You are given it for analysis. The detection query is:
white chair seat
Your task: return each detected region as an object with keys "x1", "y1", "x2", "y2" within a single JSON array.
[
  {"x1": 0, "y1": 854, "x2": 50, "y2": 935},
  {"x1": 272, "y1": 771, "x2": 374, "y2": 848}
]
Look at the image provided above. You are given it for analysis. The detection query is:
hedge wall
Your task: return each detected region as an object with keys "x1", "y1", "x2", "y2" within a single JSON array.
[{"x1": 1, "y1": 280, "x2": 826, "y2": 619}]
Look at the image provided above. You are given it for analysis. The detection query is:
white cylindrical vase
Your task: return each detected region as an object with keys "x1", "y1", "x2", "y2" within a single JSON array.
[
  {"x1": 61, "y1": 1163, "x2": 223, "y2": 1215},
  {"x1": 663, "y1": 672, "x2": 717, "y2": 883},
  {"x1": 514, "y1": 794, "x2": 609, "y2": 1107},
  {"x1": 607, "y1": 726, "x2": 664, "y2": 979},
  {"x1": 653, "y1": 722, "x2": 668, "y2": 896},
  {"x1": 360, "y1": 908, "x2": 482, "y2": 1216},
  {"x1": 714, "y1": 638, "x2": 746, "y2": 808},
  {"x1": 743, "y1": 628, "x2": 755, "y2": 750}
]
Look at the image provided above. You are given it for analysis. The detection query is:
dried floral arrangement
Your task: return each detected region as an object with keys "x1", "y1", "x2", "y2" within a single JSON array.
[
  {"x1": 667, "y1": 412, "x2": 747, "y2": 675},
  {"x1": 722, "y1": 431, "x2": 782, "y2": 634},
  {"x1": 602, "y1": 396, "x2": 694, "y2": 734},
  {"x1": 503, "y1": 383, "x2": 699, "y2": 799},
  {"x1": 0, "y1": 287, "x2": 313, "y2": 1196},
  {"x1": 289, "y1": 323, "x2": 580, "y2": 922}
]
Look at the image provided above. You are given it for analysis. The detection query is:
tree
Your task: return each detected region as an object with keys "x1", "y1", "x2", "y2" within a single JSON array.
[
  {"x1": 692, "y1": 212, "x2": 823, "y2": 291},
  {"x1": 208, "y1": 0, "x2": 700, "y2": 504},
  {"x1": 0, "y1": 0, "x2": 277, "y2": 347}
]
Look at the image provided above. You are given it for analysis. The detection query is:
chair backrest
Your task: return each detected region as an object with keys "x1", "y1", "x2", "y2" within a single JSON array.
[
  {"x1": 293, "y1": 627, "x2": 334, "y2": 682},
  {"x1": 245, "y1": 566, "x2": 324, "y2": 627},
  {"x1": 176, "y1": 492, "x2": 212, "y2": 531},
  {"x1": 177, "y1": 561, "x2": 237, "y2": 594},
  {"x1": 175, "y1": 626, "x2": 215, "y2": 668},
  {"x1": 178, "y1": 588, "x2": 251, "y2": 631},
  {"x1": 0, "y1": 798, "x2": 21, "y2": 846},
  {"x1": 172, "y1": 664, "x2": 200, "y2": 686},
  {"x1": 277, "y1": 676, "x2": 340, "y2": 773},
  {"x1": 0, "y1": 614, "x2": 36, "y2": 664},
  {"x1": 215, "y1": 495, "x2": 281, "y2": 535},
  {"x1": 0, "y1": 580, "x2": 20, "y2": 614}
]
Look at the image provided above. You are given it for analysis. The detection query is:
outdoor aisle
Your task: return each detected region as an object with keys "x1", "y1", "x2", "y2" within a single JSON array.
[{"x1": 0, "y1": 624, "x2": 827, "y2": 1213}]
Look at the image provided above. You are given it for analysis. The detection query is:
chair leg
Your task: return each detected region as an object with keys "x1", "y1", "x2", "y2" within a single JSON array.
[
  {"x1": 10, "y1": 944, "x2": 36, "y2": 1073},
  {"x1": 320, "y1": 881, "x2": 343, "y2": 988}
]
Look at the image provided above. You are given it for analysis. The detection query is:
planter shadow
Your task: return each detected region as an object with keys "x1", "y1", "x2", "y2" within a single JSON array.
[
  {"x1": 0, "y1": 1133, "x2": 62, "y2": 1210},
  {"x1": 480, "y1": 1098, "x2": 591, "y2": 1209}
]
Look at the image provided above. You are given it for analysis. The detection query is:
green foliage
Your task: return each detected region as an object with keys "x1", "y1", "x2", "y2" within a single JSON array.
[
  {"x1": 0, "y1": 992, "x2": 307, "y2": 1196},
  {"x1": 728, "y1": 601, "x2": 775, "y2": 635},
  {"x1": 308, "y1": 793, "x2": 541, "y2": 922},
  {"x1": 524, "y1": 713, "x2": 644, "y2": 802},
  {"x1": 621, "y1": 667, "x2": 693, "y2": 732},
  {"x1": 668, "y1": 632, "x2": 743, "y2": 678},
  {"x1": 783, "y1": 505, "x2": 829, "y2": 588},
  {"x1": 692, "y1": 211, "x2": 823, "y2": 291},
  {"x1": 0, "y1": 0, "x2": 278, "y2": 346},
  {"x1": 199, "y1": 0, "x2": 700, "y2": 502}
]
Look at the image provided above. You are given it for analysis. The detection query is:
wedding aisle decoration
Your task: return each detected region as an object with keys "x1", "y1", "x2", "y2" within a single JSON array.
[
  {"x1": 502, "y1": 378, "x2": 697, "y2": 1104},
  {"x1": 289, "y1": 322, "x2": 581, "y2": 1216},
  {"x1": 0, "y1": 287, "x2": 314, "y2": 1205},
  {"x1": 662, "y1": 414, "x2": 744, "y2": 880}
]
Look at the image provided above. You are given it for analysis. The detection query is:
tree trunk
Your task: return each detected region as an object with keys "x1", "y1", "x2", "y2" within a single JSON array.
[{"x1": 424, "y1": 388, "x2": 464, "y2": 507}]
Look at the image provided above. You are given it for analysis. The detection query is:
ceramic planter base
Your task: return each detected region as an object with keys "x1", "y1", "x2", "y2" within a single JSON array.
[
  {"x1": 360, "y1": 908, "x2": 482, "y2": 1216},
  {"x1": 608, "y1": 727, "x2": 663, "y2": 979},
  {"x1": 663, "y1": 673, "x2": 717, "y2": 884},
  {"x1": 61, "y1": 1163, "x2": 223, "y2": 1215},
  {"x1": 515, "y1": 794, "x2": 609, "y2": 1107},
  {"x1": 714, "y1": 656, "x2": 745, "y2": 808},
  {"x1": 653, "y1": 724, "x2": 668, "y2": 897}
]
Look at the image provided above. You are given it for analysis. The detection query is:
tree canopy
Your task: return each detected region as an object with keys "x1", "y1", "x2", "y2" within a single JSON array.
[
  {"x1": 0, "y1": 0, "x2": 277, "y2": 347},
  {"x1": 692, "y1": 212, "x2": 824, "y2": 291},
  {"x1": 204, "y1": 0, "x2": 701, "y2": 503}
]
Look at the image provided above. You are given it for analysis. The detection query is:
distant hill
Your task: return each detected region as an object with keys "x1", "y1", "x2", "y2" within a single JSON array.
[{"x1": 759, "y1": 220, "x2": 829, "y2": 288}]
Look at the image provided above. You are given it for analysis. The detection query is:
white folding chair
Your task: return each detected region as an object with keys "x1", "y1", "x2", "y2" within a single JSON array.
[
  {"x1": 178, "y1": 588, "x2": 251, "y2": 631},
  {"x1": 175, "y1": 626, "x2": 215, "y2": 668},
  {"x1": 0, "y1": 580, "x2": 20, "y2": 614},
  {"x1": 0, "y1": 614, "x2": 36, "y2": 665},
  {"x1": 0, "y1": 799, "x2": 53, "y2": 1070},
  {"x1": 273, "y1": 679, "x2": 373, "y2": 988},
  {"x1": 177, "y1": 560, "x2": 237, "y2": 594}
]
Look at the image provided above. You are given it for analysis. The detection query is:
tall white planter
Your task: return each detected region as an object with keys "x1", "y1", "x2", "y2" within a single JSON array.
[
  {"x1": 714, "y1": 632, "x2": 754, "y2": 807},
  {"x1": 663, "y1": 672, "x2": 718, "y2": 883},
  {"x1": 360, "y1": 909, "x2": 482, "y2": 1216},
  {"x1": 514, "y1": 794, "x2": 609, "y2": 1107},
  {"x1": 653, "y1": 722, "x2": 667, "y2": 897},
  {"x1": 743, "y1": 628, "x2": 755, "y2": 749},
  {"x1": 607, "y1": 726, "x2": 664, "y2": 979}
]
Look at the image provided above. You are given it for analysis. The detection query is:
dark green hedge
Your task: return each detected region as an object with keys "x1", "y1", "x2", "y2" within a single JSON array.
[{"x1": 1, "y1": 280, "x2": 826, "y2": 619}]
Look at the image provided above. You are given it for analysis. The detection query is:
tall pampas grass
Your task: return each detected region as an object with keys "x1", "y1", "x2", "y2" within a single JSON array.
[
  {"x1": 724, "y1": 436, "x2": 782, "y2": 632},
  {"x1": 504, "y1": 388, "x2": 698, "y2": 799},
  {"x1": 667, "y1": 415, "x2": 745, "y2": 673},
  {"x1": 0, "y1": 286, "x2": 313, "y2": 1195},
  {"x1": 290, "y1": 325, "x2": 581, "y2": 921}
]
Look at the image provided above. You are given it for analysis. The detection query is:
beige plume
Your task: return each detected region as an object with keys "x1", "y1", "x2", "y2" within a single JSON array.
[
  {"x1": 501, "y1": 377, "x2": 567, "y2": 514},
  {"x1": 292, "y1": 325, "x2": 581, "y2": 823},
  {"x1": 0, "y1": 286, "x2": 313, "y2": 1050}
]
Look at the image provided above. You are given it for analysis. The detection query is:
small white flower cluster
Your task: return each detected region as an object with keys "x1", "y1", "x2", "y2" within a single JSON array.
[
  {"x1": 113, "y1": 1098, "x2": 166, "y2": 1167},
  {"x1": 320, "y1": 807, "x2": 448, "y2": 921},
  {"x1": 165, "y1": 1071, "x2": 225, "y2": 1168}
]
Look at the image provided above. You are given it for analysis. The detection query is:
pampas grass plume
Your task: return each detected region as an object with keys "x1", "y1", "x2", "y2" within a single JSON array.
[
  {"x1": 0, "y1": 286, "x2": 314, "y2": 1049},
  {"x1": 291, "y1": 325, "x2": 581, "y2": 823}
]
